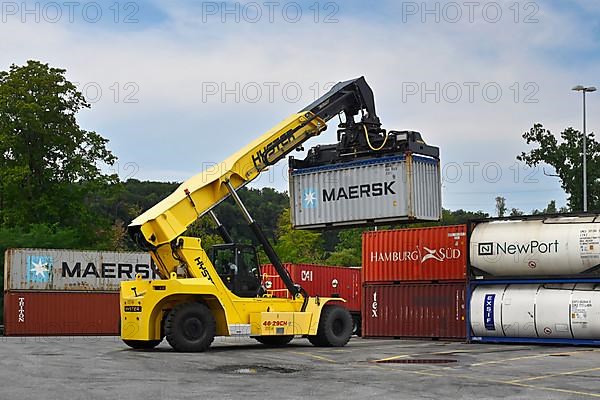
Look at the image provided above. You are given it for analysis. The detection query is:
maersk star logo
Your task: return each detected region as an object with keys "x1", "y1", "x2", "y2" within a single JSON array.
[
  {"x1": 26, "y1": 255, "x2": 53, "y2": 283},
  {"x1": 303, "y1": 188, "x2": 318, "y2": 209}
]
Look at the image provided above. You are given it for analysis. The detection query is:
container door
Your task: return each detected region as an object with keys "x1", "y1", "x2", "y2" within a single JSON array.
[
  {"x1": 535, "y1": 284, "x2": 576, "y2": 339},
  {"x1": 470, "y1": 285, "x2": 506, "y2": 337},
  {"x1": 570, "y1": 283, "x2": 600, "y2": 339},
  {"x1": 501, "y1": 285, "x2": 537, "y2": 338}
]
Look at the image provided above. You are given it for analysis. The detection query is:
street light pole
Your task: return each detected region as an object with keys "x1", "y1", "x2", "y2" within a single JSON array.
[
  {"x1": 583, "y1": 90, "x2": 587, "y2": 212},
  {"x1": 572, "y1": 85, "x2": 597, "y2": 213}
]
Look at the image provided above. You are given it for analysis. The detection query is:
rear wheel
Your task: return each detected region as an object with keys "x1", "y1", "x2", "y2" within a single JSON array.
[
  {"x1": 254, "y1": 335, "x2": 294, "y2": 347},
  {"x1": 165, "y1": 302, "x2": 216, "y2": 352},
  {"x1": 123, "y1": 339, "x2": 162, "y2": 350},
  {"x1": 308, "y1": 305, "x2": 353, "y2": 347}
]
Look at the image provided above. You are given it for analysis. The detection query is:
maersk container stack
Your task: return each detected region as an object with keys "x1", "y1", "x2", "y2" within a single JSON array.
[
  {"x1": 3, "y1": 248, "x2": 156, "y2": 336},
  {"x1": 362, "y1": 225, "x2": 468, "y2": 340},
  {"x1": 467, "y1": 214, "x2": 600, "y2": 346}
]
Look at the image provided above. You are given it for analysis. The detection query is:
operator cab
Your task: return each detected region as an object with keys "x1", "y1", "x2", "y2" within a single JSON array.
[{"x1": 210, "y1": 243, "x2": 262, "y2": 298}]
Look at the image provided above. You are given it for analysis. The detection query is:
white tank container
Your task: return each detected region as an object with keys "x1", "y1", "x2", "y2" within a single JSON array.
[
  {"x1": 470, "y1": 215, "x2": 600, "y2": 276},
  {"x1": 470, "y1": 283, "x2": 600, "y2": 340},
  {"x1": 500, "y1": 285, "x2": 537, "y2": 338}
]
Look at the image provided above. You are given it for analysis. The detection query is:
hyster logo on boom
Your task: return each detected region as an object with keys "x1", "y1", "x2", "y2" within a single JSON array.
[
  {"x1": 323, "y1": 181, "x2": 395, "y2": 202},
  {"x1": 478, "y1": 240, "x2": 560, "y2": 256}
]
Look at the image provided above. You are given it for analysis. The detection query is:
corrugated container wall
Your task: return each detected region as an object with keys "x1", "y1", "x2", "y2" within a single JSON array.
[
  {"x1": 4, "y1": 248, "x2": 156, "y2": 291},
  {"x1": 261, "y1": 264, "x2": 361, "y2": 312},
  {"x1": 362, "y1": 225, "x2": 467, "y2": 283},
  {"x1": 289, "y1": 154, "x2": 441, "y2": 230},
  {"x1": 4, "y1": 292, "x2": 120, "y2": 336},
  {"x1": 362, "y1": 283, "x2": 466, "y2": 339}
]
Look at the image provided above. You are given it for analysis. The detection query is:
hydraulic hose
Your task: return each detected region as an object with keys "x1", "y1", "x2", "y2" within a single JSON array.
[{"x1": 363, "y1": 123, "x2": 388, "y2": 151}]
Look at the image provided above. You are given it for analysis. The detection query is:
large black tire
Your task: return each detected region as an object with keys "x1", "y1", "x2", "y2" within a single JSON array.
[
  {"x1": 123, "y1": 339, "x2": 162, "y2": 350},
  {"x1": 165, "y1": 302, "x2": 216, "y2": 352},
  {"x1": 308, "y1": 305, "x2": 353, "y2": 347},
  {"x1": 254, "y1": 335, "x2": 294, "y2": 347}
]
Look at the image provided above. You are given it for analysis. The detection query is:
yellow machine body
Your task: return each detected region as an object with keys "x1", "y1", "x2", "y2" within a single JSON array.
[{"x1": 121, "y1": 238, "x2": 342, "y2": 341}]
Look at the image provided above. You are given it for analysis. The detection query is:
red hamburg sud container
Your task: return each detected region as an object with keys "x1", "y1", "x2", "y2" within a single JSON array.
[{"x1": 362, "y1": 225, "x2": 467, "y2": 283}]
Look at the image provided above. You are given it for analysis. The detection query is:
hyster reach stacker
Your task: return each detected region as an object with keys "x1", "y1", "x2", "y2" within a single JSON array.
[{"x1": 120, "y1": 77, "x2": 439, "y2": 351}]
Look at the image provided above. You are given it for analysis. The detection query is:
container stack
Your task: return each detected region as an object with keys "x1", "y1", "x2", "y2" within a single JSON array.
[
  {"x1": 3, "y1": 248, "x2": 156, "y2": 336},
  {"x1": 361, "y1": 225, "x2": 467, "y2": 339},
  {"x1": 467, "y1": 214, "x2": 600, "y2": 346}
]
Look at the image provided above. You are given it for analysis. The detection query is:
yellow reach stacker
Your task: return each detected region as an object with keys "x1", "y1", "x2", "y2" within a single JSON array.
[{"x1": 120, "y1": 77, "x2": 439, "y2": 351}]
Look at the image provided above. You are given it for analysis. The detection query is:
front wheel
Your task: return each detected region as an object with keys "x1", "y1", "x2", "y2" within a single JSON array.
[
  {"x1": 254, "y1": 335, "x2": 294, "y2": 347},
  {"x1": 308, "y1": 305, "x2": 353, "y2": 347},
  {"x1": 123, "y1": 339, "x2": 162, "y2": 350},
  {"x1": 165, "y1": 302, "x2": 216, "y2": 352}
]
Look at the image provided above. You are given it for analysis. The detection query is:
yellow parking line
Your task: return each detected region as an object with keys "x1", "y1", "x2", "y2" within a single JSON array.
[
  {"x1": 507, "y1": 367, "x2": 600, "y2": 383},
  {"x1": 431, "y1": 349, "x2": 492, "y2": 355},
  {"x1": 470, "y1": 350, "x2": 596, "y2": 366},
  {"x1": 425, "y1": 371, "x2": 600, "y2": 398},
  {"x1": 372, "y1": 354, "x2": 410, "y2": 362},
  {"x1": 290, "y1": 351, "x2": 337, "y2": 363},
  {"x1": 372, "y1": 363, "x2": 445, "y2": 377},
  {"x1": 509, "y1": 382, "x2": 600, "y2": 398}
]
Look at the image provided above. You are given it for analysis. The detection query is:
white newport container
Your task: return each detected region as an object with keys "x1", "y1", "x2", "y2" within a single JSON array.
[{"x1": 470, "y1": 215, "x2": 600, "y2": 276}]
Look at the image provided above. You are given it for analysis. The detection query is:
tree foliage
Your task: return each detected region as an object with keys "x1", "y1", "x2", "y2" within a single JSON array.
[
  {"x1": 495, "y1": 196, "x2": 507, "y2": 217},
  {"x1": 272, "y1": 208, "x2": 325, "y2": 264},
  {"x1": 518, "y1": 123, "x2": 600, "y2": 211},
  {"x1": 0, "y1": 60, "x2": 117, "y2": 229},
  {"x1": 325, "y1": 229, "x2": 364, "y2": 266}
]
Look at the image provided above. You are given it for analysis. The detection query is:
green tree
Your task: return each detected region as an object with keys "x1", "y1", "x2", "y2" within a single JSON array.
[
  {"x1": 0, "y1": 60, "x2": 117, "y2": 231},
  {"x1": 532, "y1": 200, "x2": 569, "y2": 215},
  {"x1": 273, "y1": 208, "x2": 325, "y2": 264},
  {"x1": 495, "y1": 196, "x2": 507, "y2": 217},
  {"x1": 326, "y1": 228, "x2": 364, "y2": 266},
  {"x1": 518, "y1": 123, "x2": 600, "y2": 211},
  {"x1": 510, "y1": 208, "x2": 524, "y2": 216}
]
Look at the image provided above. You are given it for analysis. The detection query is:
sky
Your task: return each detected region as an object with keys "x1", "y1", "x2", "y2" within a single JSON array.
[{"x1": 1, "y1": 0, "x2": 599, "y2": 215}]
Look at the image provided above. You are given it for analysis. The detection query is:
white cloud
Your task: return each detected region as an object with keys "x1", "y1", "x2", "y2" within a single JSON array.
[{"x1": 0, "y1": 1, "x2": 597, "y2": 213}]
